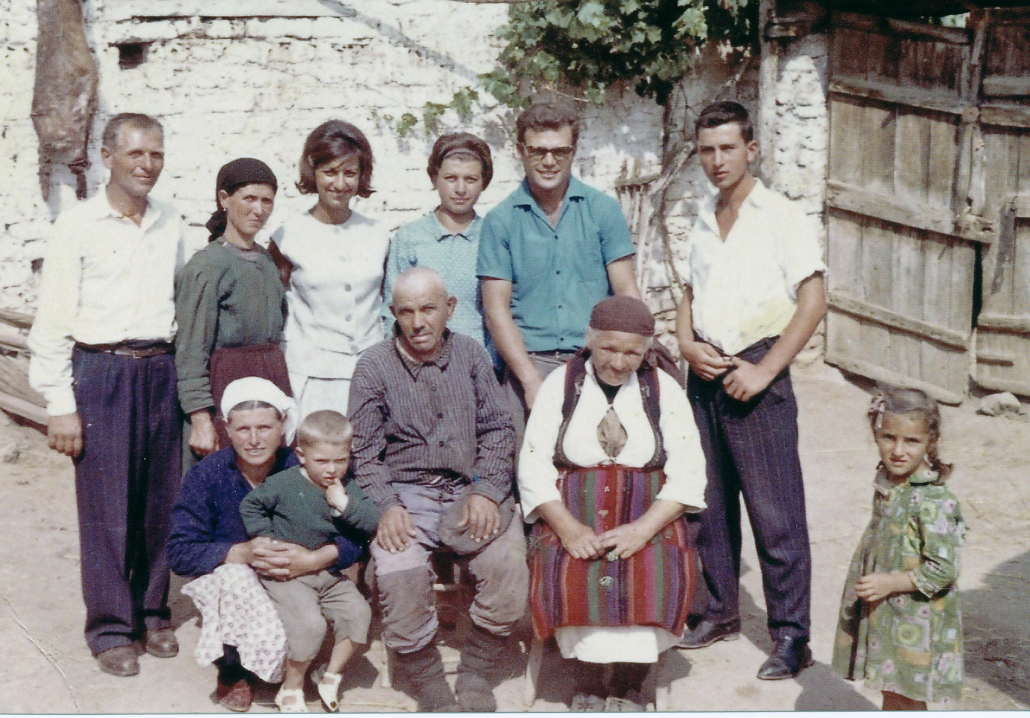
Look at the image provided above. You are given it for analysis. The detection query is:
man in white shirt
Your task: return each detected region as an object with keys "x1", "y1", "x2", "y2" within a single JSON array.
[
  {"x1": 28, "y1": 113, "x2": 189, "y2": 677},
  {"x1": 674, "y1": 101, "x2": 826, "y2": 680}
]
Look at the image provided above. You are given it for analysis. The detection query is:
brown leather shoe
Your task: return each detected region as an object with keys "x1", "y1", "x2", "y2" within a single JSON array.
[
  {"x1": 96, "y1": 645, "x2": 140, "y2": 677},
  {"x1": 216, "y1": 677, "x2": 253, "y2": 712},
  {"x1": 144, "y1": 628, "x2": 179, "y2": 658}
]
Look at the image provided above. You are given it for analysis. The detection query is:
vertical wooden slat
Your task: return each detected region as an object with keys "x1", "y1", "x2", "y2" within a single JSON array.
[
  {"x1": 895, "y1": 108, "x2": 929, "y2": 206},
  {"x1": 830, "y1": 98, "x2": 863, "y2": 186},
  {"x1": 827, "y1": 211, "x2": 862, "y2": 298},
  {"x1": 861, "y1": 102, "x2": 895, "y2": 194},
  {"x1": 926, "y1": 111, "x2": 959, "y2": 209}
]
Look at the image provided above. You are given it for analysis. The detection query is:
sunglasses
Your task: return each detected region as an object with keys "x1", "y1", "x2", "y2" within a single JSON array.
[{"x1": 520, "y1": 144, "x2": 575, "y2": 162}]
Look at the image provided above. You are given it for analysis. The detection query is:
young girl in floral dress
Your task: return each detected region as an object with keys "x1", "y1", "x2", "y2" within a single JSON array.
[{"x1": 832, "y1": 386, "x2": 965, "y2": 710}]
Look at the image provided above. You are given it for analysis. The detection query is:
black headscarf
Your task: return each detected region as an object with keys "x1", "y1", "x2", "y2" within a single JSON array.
[{"x1": 205, "y1": 157, "x2": 278, "y2": 240}]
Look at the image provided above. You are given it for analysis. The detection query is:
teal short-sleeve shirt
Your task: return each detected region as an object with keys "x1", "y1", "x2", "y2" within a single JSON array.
[{"x1": 476, "y1": 177, "x2": 635, "y2": 352}]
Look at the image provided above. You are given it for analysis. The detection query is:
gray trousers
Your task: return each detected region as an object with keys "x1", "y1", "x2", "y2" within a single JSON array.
[
  {"x1": 261, "y1": 571, "x2": 371, "y2": 662},
  {"x1": 371, "y1": 483, "x2": 528, "y2": 653}
]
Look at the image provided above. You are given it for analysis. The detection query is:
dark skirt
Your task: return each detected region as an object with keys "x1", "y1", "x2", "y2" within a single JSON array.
[
  {"x1": 527, "y1": 465, "x2": 697, "y2": 641},
  {"x1": 210, "y1": 343, "x2": 292, "y2": 448}
]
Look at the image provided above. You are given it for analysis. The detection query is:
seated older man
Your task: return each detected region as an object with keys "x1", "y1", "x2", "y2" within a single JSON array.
[{"x1": 347, "y1": 267, "x2": 528, "y2": 712}]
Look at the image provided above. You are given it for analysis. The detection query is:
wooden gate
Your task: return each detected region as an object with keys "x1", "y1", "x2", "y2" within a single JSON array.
[{"x1": 825, "y1": 10, "x2": 1030, "y2": 402}]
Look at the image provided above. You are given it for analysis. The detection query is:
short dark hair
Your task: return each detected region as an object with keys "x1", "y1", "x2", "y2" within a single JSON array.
[
  {"x1": 427, "y1": 132, "x2": 493, "y2": 188},
  {"x1": 695, "y1": 101, "x2": 754, "y2": 143},
  {"x1": 101, "y1": 113, "x2": 163, "y2": 150},
  {"x1": 296, "y1": 119, "x2": 374, "y2": 197},
  {"x1": 515, "y1": 101, "x2": 580, "y2": 145}
]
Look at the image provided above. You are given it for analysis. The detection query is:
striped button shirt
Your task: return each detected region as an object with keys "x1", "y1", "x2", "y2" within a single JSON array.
[{"x1": 347, "y1": 331, "x2": 515, "y2": 509}]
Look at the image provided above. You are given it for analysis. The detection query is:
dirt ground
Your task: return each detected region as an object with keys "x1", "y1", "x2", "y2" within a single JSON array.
[{"x1": 1, "y1": 359, "x2": 1028, "y2": 713}]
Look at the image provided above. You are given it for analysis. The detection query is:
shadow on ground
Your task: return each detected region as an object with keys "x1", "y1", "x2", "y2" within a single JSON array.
[{"x1": 962, "y1": 549, "x2": 1030, "y2": 707}]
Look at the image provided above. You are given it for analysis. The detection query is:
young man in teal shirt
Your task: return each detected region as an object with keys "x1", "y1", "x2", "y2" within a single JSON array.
[{"x1": 477, "y1": 101, "x2": 640, "y2": 418}]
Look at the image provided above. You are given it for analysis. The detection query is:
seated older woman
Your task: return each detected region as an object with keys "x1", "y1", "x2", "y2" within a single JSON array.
[
  {"x1": 518, "y1": 296, "x2": 708, "y2": 711},
  {"x1": 168, "y1": 378, "x2": 366, "y2": 712}
]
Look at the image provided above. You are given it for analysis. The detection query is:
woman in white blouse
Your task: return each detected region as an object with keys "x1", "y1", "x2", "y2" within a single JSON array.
[
  {"x1": 518, "y1": 296, "x2": 708, "y2": 711},
  {"x1": 269, "y1": 120, "x2": 390, "y2": 420}
]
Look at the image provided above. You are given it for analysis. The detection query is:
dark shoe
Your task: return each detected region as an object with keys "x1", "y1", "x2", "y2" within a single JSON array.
[
  {"x1": 394, "y1": 645, "x2": 459, "y2": 712},
  {"x1": 96, "y1": 645, "x2": 140, "y2": 677},
  {"x1": 756, "y1": 635, "x2": 813, "y2": 680},
  {"x1": 455, "y1": 624, "x2": 504, "y2": 712},
  {"x1": 216, "y1": 677, "x2": 253, "y2": 712},
  {"x1": 676, "y1": 618, "x2": 741, "y2": 649},
  {"x1": 144, "y1": 628, "x2": 179, "y2": 658}
]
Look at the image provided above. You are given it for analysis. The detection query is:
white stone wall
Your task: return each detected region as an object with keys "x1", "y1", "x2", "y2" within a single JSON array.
[{"x1": 0, "y1": 0, "x2": 664, "y2": 312}]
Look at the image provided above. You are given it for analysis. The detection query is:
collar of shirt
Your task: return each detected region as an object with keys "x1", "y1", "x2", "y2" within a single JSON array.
[
  {"x1": 512, "y1": 175, "x2": 588, "y2": 213},
  {"x1": 873, "y1": 463, "x2": 940, "y2": 494},
  {"x1": 391, "y1": 327, "x2": 454, "y2": 376},
  {"x1": 86, "y1": 191, "x2": 167, "y2": 232},
  {"x1": 696, "y1": 179, "x2": 773, "y2": 238},
  {"x1": 431, "y1": 211, "x2": 480, "y2": 242}
]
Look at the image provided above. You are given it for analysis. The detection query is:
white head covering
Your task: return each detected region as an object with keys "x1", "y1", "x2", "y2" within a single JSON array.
[{"x1": 220, "y1": 377, "x2": 298, "y2": 445}]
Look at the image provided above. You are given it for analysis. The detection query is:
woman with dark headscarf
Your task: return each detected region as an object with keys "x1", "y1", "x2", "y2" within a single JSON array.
[
  {"x1": 269, "y1": 120, "x2": 390, "y2": 421},
  {"x1": 176, "y1": 158, "x2": 291, "y2": 458},
  {"x1": 519, "y1": 296, "x2": 708, "y2": 711}
]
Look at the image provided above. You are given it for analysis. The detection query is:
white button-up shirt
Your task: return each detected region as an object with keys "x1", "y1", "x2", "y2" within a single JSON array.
[
  {"x1": 28, "y1": 192, "x2": 189, "y2": 415},
  {"x1": 271, "y1": 210, "x2": 390, "y2": 380},
  {"x1": 685, "y1": 180, "x2": 825, "y2": 356}
]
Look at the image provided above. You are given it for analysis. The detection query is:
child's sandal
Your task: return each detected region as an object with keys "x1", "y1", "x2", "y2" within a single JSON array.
[
  {"x1": 274, "y1": 687, "x2": 308, "y2": 713},
  {"x1": 317, "y1": 672, "x2": 342, "y2": 712}
]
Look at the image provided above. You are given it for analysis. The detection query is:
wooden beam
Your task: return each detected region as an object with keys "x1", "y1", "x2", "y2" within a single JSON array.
[
  {"x1": 885, "y1": 18, "x2": 970, "y2": 45},
  {"x1": 825, "y1": 352, "x2": 965, "y2": 405},
  {"x1": 983, "y1": 75, "x2": 1030, "y2": 98},
  {"x1": 971, "y1": 372, "x2": 1030, "y2": 397},
  {"x1": 829, "y1": 79, "x2": 968, "y2": 115},
  {"x1": 827, "y1": 293, "x2": 971, "y2": 349},
  {"x1": 977, "y1": 312, "x2": 1030, "y2": 333},
  {"x1": 0, "y1": 308, "x2": 33, "y2": 330},
  {"x1": 826, "y1": 180, "x2": 995, "y2": 244},
  {"x1": 0, "y1": 392, "x2": 47, "y2": 426},
  {"x1": 980, "y1": 104, "x2": 1030, "y2": 129}
]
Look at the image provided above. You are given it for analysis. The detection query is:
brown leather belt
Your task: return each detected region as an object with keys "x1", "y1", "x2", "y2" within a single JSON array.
[{"x1": 75, "y1": 341, "x2": 174, "y2": 359}]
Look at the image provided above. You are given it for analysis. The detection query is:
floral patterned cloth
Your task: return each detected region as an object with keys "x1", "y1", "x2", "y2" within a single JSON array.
[
  {"x1": 182, "y1": 564, "x2": 287, "y2": 682},
  {"x1": 832, "y1": 465, "x2": 965, "y2": 706}
]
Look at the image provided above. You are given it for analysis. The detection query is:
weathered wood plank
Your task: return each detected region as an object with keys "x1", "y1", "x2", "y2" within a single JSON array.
[
  {"x1": 829, "y1": 98, "x2": 863, "y2": 186},
  {"x1": 861, "y1": 102, "x2": 895, "y2": 192},
  {"x1": 926, "y1": 111, "x2": 959, "y2": 209},
  {"x1": 983, "y1": 75, "x2": 1030, "y2": 97},
  {"x1": 980, "y1": 104, "x2": 1030, "y2": 129},
  {"x1": 829, "y1": 78, "x2": 966, "y2": 114},
  {"x1": 827, "y1": 211, "x2": 863, "y2": 298},
  {"x1": 895, "y1": 108, "x2": 928, "y2": 206},
  {"x1": 826, "y1": 180, "x2": 994, "y2": 244},
  {"x1": 828, "y1": 293, "x2": 970, "y2": 349},
  {"x1": 826, "y1": 353, "x2": 965, "y2": 405},
  {"x1": 857, "y1": 219, "x2": 893, "y2": 366},
  {"x1": 0, "y1": 309, "x2": 34, "y2": 330},
  {"x1": 0, "y1": 392, "x2": 47, "y2": 426}
]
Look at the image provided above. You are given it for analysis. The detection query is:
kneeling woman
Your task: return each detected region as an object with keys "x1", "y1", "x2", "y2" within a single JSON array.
[
  {"x1": 168, "y1": 378, "x2": 366, "y2": 712},
  {"x1": 518, "y1": 296, "x2": 707, "y2": 711},
  {"x1": 176, "y1": 158, "x2": 291, "y2": 459}
]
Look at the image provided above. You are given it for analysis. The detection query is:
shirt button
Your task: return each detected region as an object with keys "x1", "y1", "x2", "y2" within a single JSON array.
[
  {"x1": 437, "y1": 412, "x2": 443, "y2": 419},
  {"x1": 438, "y1": 440, "x2": 445, "y2": 447},
  {"x1": 344, "y1": 283, "x2": 352, "y2": 291},
  {"x1": 345, "y1": 314, "x2": 352, "y2": 321}
]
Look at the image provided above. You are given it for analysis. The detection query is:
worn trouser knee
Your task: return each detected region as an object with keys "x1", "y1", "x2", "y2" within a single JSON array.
[
  {"x1": 376, "y1": 565, "x2": 437, "y2": 653},
  {"x1": 466, "y1": 517, "x2": 529, "y2": 636}
]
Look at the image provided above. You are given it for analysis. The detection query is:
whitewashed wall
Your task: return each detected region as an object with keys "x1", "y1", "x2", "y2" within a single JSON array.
[{"x1": 0, "y1": 0, "x2": 664, "y2": 311}]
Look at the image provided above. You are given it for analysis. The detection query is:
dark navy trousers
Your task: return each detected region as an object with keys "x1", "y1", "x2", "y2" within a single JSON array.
[
  {"x1": 687, "y1": 338, "x2": 811, "y2": 640},
  {"x1": 72, "y1": 347, "x2": 181, "y2": 654}
]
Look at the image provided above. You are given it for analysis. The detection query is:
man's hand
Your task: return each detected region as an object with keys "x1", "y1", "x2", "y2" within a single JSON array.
[
  {"x1": 722, "y1": 358, "x2": 775, "y2": 402},
  {"x1": 599, "y1": 520, "x2": 655, "y2": 560},
  {"x1": 48, "y1": 412, "x2": 83, "y2": 458},
  {"x1": 249, "y1": 539, "x2": 334, "y2": 580},
  {"x1": 377, "y1": 505, "x2": 417, "y2": 553},
  {"x1": 188, "y1": 410, "x2": 219, "y2": 457},
  {"x1": 855, "y1": 572, "x2": 917, "y2": 603},
  {"x1": 457, "y1": 494, "x2": 501, "y2": 543},
  {"x1": 680, "y1": 340, "x2": 732, "y2": 382}
]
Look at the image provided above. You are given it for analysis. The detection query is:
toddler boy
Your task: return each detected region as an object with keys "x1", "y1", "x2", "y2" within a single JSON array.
[{"x1": 240, "y1": 410, "x2": 380, "y2": 711}]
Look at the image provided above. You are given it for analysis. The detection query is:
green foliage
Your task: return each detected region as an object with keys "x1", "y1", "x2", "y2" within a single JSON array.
[{"x1": 487, "y1": 0, "x2": 757, "y2": 106}]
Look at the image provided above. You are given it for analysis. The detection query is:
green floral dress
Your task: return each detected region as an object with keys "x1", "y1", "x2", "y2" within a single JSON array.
[{"x1": 832, "y1": 465, "x2": 965, "y2": 706}]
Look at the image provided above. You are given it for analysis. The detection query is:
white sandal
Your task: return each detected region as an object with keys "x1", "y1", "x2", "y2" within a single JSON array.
[
  {"x1": 274, "y1": 687, "x2": 308, "y2": 713},
  {"x1": 317, "y1": 672, "x2": 342, "y2": 712}
]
